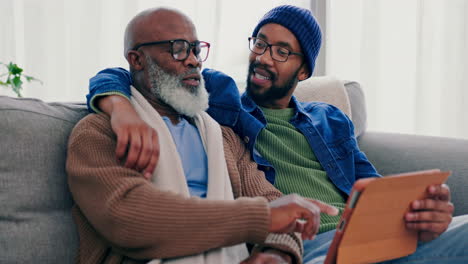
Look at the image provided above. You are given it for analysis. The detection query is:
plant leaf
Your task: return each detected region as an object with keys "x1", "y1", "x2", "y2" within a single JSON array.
[
  {"x1": 24, "y1": 75, "x2": 43, "y2": 84},
  {"x1": 11, "y1": 76, "x2": 22, "y2": 97},
  {"x1": 1, "y1": 61, "x2": 40, "y2": 97},
  {"x1": 8, "y1": 63, "x2": 23, "y2": 75}
]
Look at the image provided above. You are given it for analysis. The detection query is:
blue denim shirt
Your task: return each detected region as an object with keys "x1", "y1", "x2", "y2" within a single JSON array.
[{"x1": 88, "y1": 67, "x2": 380, "y2": 196}]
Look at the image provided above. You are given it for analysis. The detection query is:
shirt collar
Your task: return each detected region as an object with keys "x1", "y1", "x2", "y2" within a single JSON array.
[{"x1": 241, "y1": 91, "x2": 307, "y2": 118}]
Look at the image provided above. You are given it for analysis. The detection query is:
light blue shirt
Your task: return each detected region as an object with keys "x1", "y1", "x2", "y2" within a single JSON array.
[{"x1": 162, "y1": 116, "x2": 208, "y2": 198}]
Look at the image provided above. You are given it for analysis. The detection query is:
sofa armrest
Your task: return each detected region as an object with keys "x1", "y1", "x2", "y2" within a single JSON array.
[{"x1": 358, "y1": 131, "x2": 468, "y2": 216}]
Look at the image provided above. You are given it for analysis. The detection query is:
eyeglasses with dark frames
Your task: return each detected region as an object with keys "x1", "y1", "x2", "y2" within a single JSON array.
[
  {"x1": 248, "y1": 37, "x2": 303, "y2": 62},
  {"x1": 132, "y1": 39, "x2": 211, "y2": 62}
]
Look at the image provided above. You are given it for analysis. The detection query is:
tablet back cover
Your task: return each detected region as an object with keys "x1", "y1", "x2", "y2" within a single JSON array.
[{"x1": 325, "y1": 169, "x2": 450, "y2": 264}]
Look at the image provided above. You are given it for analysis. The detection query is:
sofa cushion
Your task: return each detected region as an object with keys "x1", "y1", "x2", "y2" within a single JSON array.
[
  {"x1": 358, "y1": 131, "x2": 468, "y2": 216},
  {"x1": 295, "y1": 76, "x2": 352, "y2": 118},
  {"x1": 344, "y1": 80, "x2": 367, "y2": 138},
  {"x1": 0, "y1": 96, "x2": 87, "y2": 263},
  {"x1": 294, "y1": 76, "x2": 367, "y2": 137}
]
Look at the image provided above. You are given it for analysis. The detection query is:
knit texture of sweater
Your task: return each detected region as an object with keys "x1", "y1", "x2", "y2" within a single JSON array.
[
  {"x1": 256, "y1": 107, "x2": 346, "y2": 233},
  {"x1": 66, "y1": 113, "x2": 302, "y2": 264}
]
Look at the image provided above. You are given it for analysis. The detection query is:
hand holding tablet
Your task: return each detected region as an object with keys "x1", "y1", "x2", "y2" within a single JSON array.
[{"x1": 324, "y1": 169, "x2": 450, "y2": 264}]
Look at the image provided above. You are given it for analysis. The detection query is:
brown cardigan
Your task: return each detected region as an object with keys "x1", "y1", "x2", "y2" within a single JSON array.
[{"x1": 66, "y1": 114, "x2": 302, "y2": 264}]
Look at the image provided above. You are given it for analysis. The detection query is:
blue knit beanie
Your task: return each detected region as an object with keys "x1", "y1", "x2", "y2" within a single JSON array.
[{"x1": 252, "y1": 5, "x2": 321, "y2": 78}]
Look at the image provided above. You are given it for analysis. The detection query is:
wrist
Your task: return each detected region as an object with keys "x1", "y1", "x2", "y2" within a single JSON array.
[{"x1": 99, "y1": 94, "x2": 133, "y2": 116}]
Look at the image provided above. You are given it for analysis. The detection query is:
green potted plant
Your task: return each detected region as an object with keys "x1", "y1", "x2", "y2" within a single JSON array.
[{"x1": 0, "y1": 62, "x2": 42, "y2": 97}]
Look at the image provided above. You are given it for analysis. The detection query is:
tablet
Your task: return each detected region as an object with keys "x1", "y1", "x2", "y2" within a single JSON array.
[{"x1": 324, "y1": 169, "x2": 450, "y2": 264}]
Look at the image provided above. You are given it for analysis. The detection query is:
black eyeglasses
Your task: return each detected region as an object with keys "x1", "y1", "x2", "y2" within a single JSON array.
[
  {"x1": 132, "y1": 39, "x2": 211, "y2": 62},
  {"x1": 248, "y1": 37, "x2": 303, "y2": 62}
]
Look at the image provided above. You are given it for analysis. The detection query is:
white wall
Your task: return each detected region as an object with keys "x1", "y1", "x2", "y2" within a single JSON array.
[{"x1": 0, "y1": 0, "x2": 310, "y2": 101}]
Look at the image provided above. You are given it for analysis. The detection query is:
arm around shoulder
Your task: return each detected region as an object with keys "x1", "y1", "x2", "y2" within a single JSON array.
[
  {"x1": 66, "y1": 115, "x2": 270, "y2": 260},
  {"x1": 87, "y1": 67, "x2": 133, "y2": 113}
]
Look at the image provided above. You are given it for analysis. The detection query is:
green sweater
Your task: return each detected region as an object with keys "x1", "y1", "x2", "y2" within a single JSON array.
[{"x1": 256, "y1": 107, "x2": 346, "y2": 233}]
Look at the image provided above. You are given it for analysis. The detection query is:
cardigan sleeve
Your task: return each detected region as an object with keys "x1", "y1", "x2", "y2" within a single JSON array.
[
  {"x1": 221, "y1": 126, "x2": 304, "y2": 264},
  {"x1": 66, "y1": 114, "x2": 270, "y2": 260}
]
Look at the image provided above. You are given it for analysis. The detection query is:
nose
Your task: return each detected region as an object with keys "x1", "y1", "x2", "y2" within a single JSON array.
[
  {"x1": 256, "y1": 47, "x2": 274, "y2": 66},
  {"x1": 184, "y1": 48, "x2": 201, "y2": 68}
]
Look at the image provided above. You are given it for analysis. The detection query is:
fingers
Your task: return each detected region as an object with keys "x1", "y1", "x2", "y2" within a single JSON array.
[
  {"x1": 406, "y1": 210, "x2": 452, "y2": 224},
  {"x1": 135, "y1": 127, "x2": 154, "y2": 171},
  {"x1": 298, "y1": 209, "x2": 320, "y2": 240},
  {"x1": 108, "y1": 101, "x2": 159, "y2": 178},
  {"x1": 406, "y1": 220, "x2": 449, "y2": 233},
  {"x1": 115, "y1": 129, "x2": 129, "y2": 160},
  {"x1": 406, "y1": 196, "x2": 454, "y2": 242},
  {"x1": 293, "y1": 220, "x2": 305, "y2": 234},
  {"x1": 269, "y1": 194, "x2": 336, "y2": 213},
  {"x1": 289, "y1": 209, "x2": 319, "y2": 240},
  {"x1": 268, "y1": 194, "x2": 338, "y2": 239},
  {"x1": 124, "y1": 130, "x2": 142, "y2": 169},
  {"x1": 120, "y1": 125, "x2": 159, "y2": 179},
  {"x1": 407, "y1": 199, "x2": 454, "y2": 229},
  {"x1": 269, "y1": 199, "x2": 322, "y2": 239},
  {"x1": 291, "y1": 195, "x2": 320, "y2": 213},
  {"x1": 308, "y1": 199, "x2": 339, "y2": 216},
  {"x1": 142, "y1": 129, "x2": 160, "y2": 180},
  {"x1": 427, "y1": 184, "x2": 451, "y2": 202},
  {"x1": 410, "y1": 199, "x2": 454, "y2": 214}
]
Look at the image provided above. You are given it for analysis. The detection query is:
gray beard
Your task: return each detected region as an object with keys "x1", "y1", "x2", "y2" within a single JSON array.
[{"x1": 145, "y1": 56, "x2": 208, "y2": 117}]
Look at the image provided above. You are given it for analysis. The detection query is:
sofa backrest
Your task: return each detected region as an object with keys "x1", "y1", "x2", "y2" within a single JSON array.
[
  {"x1": 295, "y1": 76, "x2": 367, "y2": 137},
  {"x1": 0, "y1": 96, "x2": 87, "y2": 263},
  {"x1": 0, "y1": 79, "x2": 367, "y2": 262}
]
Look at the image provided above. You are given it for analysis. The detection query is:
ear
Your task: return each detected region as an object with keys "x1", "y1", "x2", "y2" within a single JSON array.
[
  {"x1": 127, "y1": 50, "x2": 144, "y2": 71},
  {"x1": 297, "y1": 64, "x2": 309, "y2": 81}
]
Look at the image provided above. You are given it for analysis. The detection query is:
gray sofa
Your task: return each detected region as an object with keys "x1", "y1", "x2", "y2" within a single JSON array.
[{"x1": 1, "y1": 80, "x2": 467, "y2": 263}]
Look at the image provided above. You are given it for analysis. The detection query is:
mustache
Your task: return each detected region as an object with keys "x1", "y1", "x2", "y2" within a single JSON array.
[
  {"x1": 145, "y1": 54, "x2": 200, "y2": 80},
  {"x1": 248, "y1": 62, "x2": 277, "y2": 81},
  {"x1": 181, "y1": 68, "x2": 201, "y2": 78}
]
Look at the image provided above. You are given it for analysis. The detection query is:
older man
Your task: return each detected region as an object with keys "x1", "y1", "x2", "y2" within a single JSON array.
[
  {"x1": 85, "y1": 5, "x2": 468, "y2": 264},
  {"x1": 67, "y1": 7, "x2": 339, "y2": 264}
]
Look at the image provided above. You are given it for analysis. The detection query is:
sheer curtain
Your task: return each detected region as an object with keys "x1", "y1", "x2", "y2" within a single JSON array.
[
  {"x1": 0, "y1": 0, "x2": 310, "y2": 101},
  {"x1": 326, "y1": 0, "x2": 468, "y2": 139},
  {"x1": 3, "y1": 0, "x2": 465, "y2": 139}
]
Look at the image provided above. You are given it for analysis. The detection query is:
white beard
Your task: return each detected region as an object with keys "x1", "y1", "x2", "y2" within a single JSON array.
[{"x1": 146, "y1": 56, "x2": 209, "y2": 117}]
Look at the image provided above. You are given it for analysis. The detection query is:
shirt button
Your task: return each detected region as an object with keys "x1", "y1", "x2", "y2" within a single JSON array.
[{"x1": 244, "y1": 136, "x2": 249, "y2": 143}]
